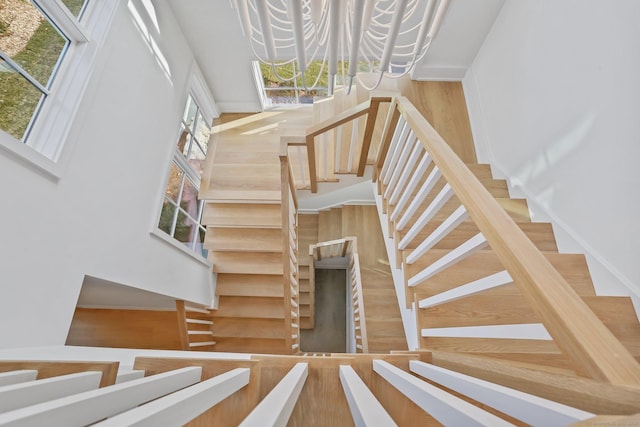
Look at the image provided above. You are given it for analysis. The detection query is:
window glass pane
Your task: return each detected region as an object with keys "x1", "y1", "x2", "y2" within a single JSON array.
[
  {"x1": 59, "y1": 0, "x2": 88, "y2": 18},
  {"x1": 196, "y1": 226, "x2": 207, "y2": 257},
  {"x1": 180, "y1": 177, "x2": 200, "y2": 218},
  {"x1": 158, "y1": 199, "x2": 176, "y2": 236},
  {"x1": 193, "y1": 111, "x2": 209, "y2": 147},
  {"x1": 165, "y1": 162, "x2": 184, "y2": 203},
  {"x1": 0, "y1": 1, "x2": 69, "y2": 88},
  {"x1": 182, "y1": 95, "x2": 197, "y2": 130},
  {"x1": 174, "y1": 209, "x2": 197, "y2": 248},
  {"x1": 0, "y1": 58, "x2": 45, "y2": 140},
  {"x1": 181, "y1": 132, "x2": 194, "y2": 160}
]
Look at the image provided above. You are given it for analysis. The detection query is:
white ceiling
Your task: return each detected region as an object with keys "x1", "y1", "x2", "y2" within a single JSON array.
[{"x1": 169, "y1": 0, "x2": 505, "y2": 110}]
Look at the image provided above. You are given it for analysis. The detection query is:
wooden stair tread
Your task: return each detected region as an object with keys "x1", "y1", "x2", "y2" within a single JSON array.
[
  {"x1": 212, "y1": 252, "x2": 284, "y2": 275},
  {"x1": 400, "y1": 221, "x2": 557, "y2": 252},
  {"x1": 201, "y1": 203, "x2": 282, "y2": 228},
  {"x1": 213, "y1": 296, "x2": 285, "y2": 319},
  {"x1": 403, "y1": 249, "x2": 596, "y2": 299},
  {"x1": 205, "y1": 227, "x2": 283, "y2": 252},
  {"x1": 215, "y1": 274, "x2": 285, "y2": 297},
  {"x1": 211, "y1": 337, "x2": 290, "y2": 354},
  {"x1": 212, "y1": 318, "x2": 286, "y2": 339}
]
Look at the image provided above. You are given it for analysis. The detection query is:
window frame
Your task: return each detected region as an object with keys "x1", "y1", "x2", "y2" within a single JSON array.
[
  {"x1": 152, "y1": 63, "x2": 219, "y2": 263},
  {"x1": 0, "y1": 0, "x2": 120, "y2": 180}
]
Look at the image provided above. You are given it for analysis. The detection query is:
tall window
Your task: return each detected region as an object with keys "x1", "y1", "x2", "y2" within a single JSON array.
[
  {"x1": 0, "y1": 0, "x2": 89, "y2": 144},
  {"x1": 158, "y1": 95, "x2": 210, "y2": 257}
]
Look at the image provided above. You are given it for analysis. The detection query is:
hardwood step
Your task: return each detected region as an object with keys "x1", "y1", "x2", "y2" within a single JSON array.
[
  {"x1": 400, "y1": 221, "x2": 557, "y2": 252},
  {"x1": 385, "y1": 176, "x2": 513, "y2": 231},
  {"x1": 210, "y1": 164, "x2": 281, "y2": 193},
  {"x1": 367, "y1": 336, "x2": 408, "y2": 353},
  {"x1": 212, "y1": 317, "x2": 286, "y2": 339},
  {"x1": 211, "y1": 337, "x2": 290, "y2": 354},
  {"x1": 417, "y1": 295, "x2": 640, "y2": 357},
  {"x1": 214, "y1": 296, "x2": 285, "y2": 319},
  {"x1": 205, "y1": 227, "x2": 283, "y2": 252},
  {"x1": 403, "y1": 250, "x2": 595, "y2": 306},
  {"x1": 391, "y1": 197, "x2": 531, "y2": 235},
  {"x1": 215, "y1": 274, "x2": 284, "y2": 297},
  {"x1": 300, "y1": 318, "x2": 314, "y2": 329},
  {"x1": 299, "y1": 293, "x2": 312, "y2": 305},
  {"x1": 299, "y1": 268, "x2": 310, "y2": 280},
  {"x1": 464, "y1": 163, "x2": 494, "y2": 180},
  {"x1": 212, "y1": 252, "x2": 284, "y2": 275},
  {"x1": 365, "y1": 319, "x2": 406, "y2": 337},
  {"x1": 201, "y1": 203, "x2": 282, "y2": 229}
]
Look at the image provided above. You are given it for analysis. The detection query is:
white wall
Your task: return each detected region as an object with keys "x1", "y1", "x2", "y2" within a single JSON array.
[
  {"x1": 463, "y1": 0, "x2": 640, "y2": 298},
  {"x1": 0, "y1": 0, "x2": 214, "y2": 348}
]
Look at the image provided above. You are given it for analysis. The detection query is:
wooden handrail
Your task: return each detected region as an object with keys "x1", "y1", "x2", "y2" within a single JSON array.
[
  {"x1": 305, "y1": 96, "x2": 393, "y2": 193},
  {"x1": 391, "y1": 96, "x2": 640, "y2": 386},
  {"x1": 356, "y1": 97, "x2": 391, "y2": 176}
]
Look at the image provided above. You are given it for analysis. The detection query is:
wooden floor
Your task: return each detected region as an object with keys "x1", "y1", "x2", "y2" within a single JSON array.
[
  {"x1": 398, "y1": 79, "x2": 477, "y2": 163},
  {"x1": 66, "y1": 307, "x2": 182, "y2": 350}
]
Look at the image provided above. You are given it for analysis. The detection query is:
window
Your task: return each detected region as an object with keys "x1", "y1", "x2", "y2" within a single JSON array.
[
  {"x1": 0, "y1": 0, "x2": 118, "y2": 175},
  {"x1": 158, "y1": 94, "x2": 210, "y2": 258}
]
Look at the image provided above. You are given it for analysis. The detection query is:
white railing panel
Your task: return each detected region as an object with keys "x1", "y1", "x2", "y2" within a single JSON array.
[
  {"x1": 0, "y1": 371, "x2": 37, "y2": 387},
  {"x1": 384, "y1": 134, "x2": 418, "y2": 200},
  {"x1": 115, "y1": 370, "x2": 146, "y2": 384},
  {"x1": 381, "y1": 124, "x2": 411, "y2": 185},
  {"x1": 380, "y1": 118, "x2": 407, "y2": 181},
  {"x1": 408, "y1": 233, "x2": 488, "y2": 287},
  {"x1": 0, "y1": 372, "x2": 102, "y2": 413},
  {"x1": 405, "y1": 205, "x2": 469, "y2": 263},
  {"x1": 409, "y1": 361, "x2": 594, "y2": 426},
  {"x1": 388, "y1": 142, "x2": 423, "y2": 205},
  {"x1": 0, "y1": 367, "x2": 202, "y2": 426},
  {"x1": 240, "y1": 363, "x2": 308, "y2": 427},
  {"x1": 373, "y1": 360, "x2": 513, "y2": 426},
  {"x1": 418, "y1": 271, "x2": 513, "y2": 309},
  {"x1": 339, "y1": 365, "x2": 397, "y2": 427},
  {"x1": 422, "y1": 323, "x2": 553, "y2": 340},
  {"x1": 399, "y1": 184, "x2": 454, "y2": 251},
  {"x1": 396, "y1": 166, "x2": 442, "y2": 231},
  {"x1": 390, "y1": 153, "x2": 432, "y2": 222},
  {"x1": 96, "y1": 368, "x2": 250, "y2": 427},
  {"x1": 347, "y1": 117, "x2": 359, "y2": 170}
]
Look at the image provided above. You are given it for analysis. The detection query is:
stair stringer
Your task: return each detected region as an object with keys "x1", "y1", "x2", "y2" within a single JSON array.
[{"x1": 372, "y1": 183, "x2": 419, "y2": 351}]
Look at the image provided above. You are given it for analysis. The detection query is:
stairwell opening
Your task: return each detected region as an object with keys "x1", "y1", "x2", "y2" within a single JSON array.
[{"x1": 300, "y1": 269, "x2": 347, "y2": 353}]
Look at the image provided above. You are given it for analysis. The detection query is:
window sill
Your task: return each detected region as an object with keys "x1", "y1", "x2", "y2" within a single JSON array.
[
  {"x1": 150, "y1": 229, "x2": 212, "y2": 268},
  {"x1": 0, "y1": 131, "x2": 61, "y2": 181}
]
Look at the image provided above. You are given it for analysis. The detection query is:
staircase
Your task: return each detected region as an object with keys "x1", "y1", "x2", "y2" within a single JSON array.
[
  {"x1": 1, "y1": 352, "x2": 638, "y2": 425},
  {"x1": 197, "y1": 108, "x2": 311, "y2": 354},
  {"x1": 178, "y1": 78, "x2": 640, "y2": 418}
]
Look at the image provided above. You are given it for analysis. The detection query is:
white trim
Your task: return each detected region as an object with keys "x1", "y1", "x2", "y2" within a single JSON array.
[
  {"x1": 339, "y1": 365, "x2": 397, "y2": 427},
  {"x1": 240, "y1": 363, "x2": 308, "y2": 427},
  {"x1": 410, "y1": 361, "x2": 594, "y2": 426},
  {"x1": 422, "y1": 323, "x2": 553, "y2": 340},
  {"x1": 188, "y1": 62, "x2": 219, "y2": 125},
  {"x1": 150, "y1": 229, "x2": 212, "y2": 267},
  {"x1": 419, "y1": 270, "x2": 513, "y2": 309},
  {"x1": 373, "y1": 360, "x2": 512, "y2": 427},
  {"x1": 27, "y1": 0, "x2": 121, "y2": 162},
  {"x1": 36, "y1": 0, "x2": 90, "y2": 42}
]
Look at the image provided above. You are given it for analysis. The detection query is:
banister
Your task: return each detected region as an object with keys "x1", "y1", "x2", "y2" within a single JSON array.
[
  {"x1": 392, "y1": 96, "x2": 640, "y2": 386},
  {"x1": 279, "y1": 147, "x2": 300, "y2": 353},
  {"x1": 305, "y1": 96, "x2": 393, "y2": 193}
]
